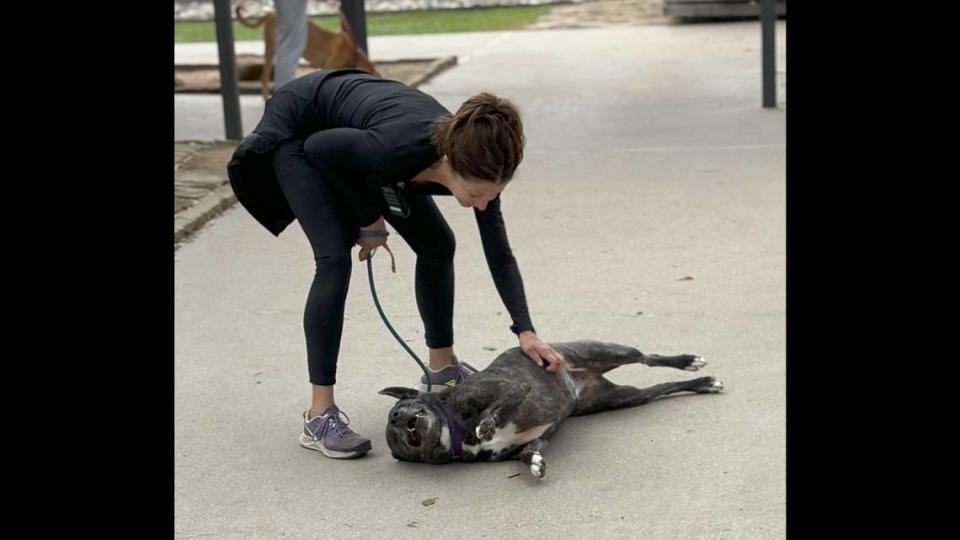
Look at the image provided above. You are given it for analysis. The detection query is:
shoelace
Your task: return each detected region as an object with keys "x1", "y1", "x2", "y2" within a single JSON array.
[
  {"x1": 324, "y1": 410, "x2": 352, "y2": 438},
  {"x1": 309, "y1": 410, "x2": 353, "y2": 439}
]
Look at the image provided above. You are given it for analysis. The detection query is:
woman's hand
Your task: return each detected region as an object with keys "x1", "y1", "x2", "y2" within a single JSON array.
[
  {"x1": 518, "y1": 331, "x2": 565, "y2": 373},
  {"x1": 357, "y1": 216, "x2": 389, "y2": 261}
]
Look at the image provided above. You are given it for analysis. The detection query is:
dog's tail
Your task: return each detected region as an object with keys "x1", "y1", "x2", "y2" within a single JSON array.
[
  {"x1": 337, "y1": 8, "x2": 379, "y2": 75},
  {"x1": 337, "y1": 8, "x2": 364, "y2": 56},
  {"x1": 235, "y1": 1, "x2": 268, "y2": 29}
]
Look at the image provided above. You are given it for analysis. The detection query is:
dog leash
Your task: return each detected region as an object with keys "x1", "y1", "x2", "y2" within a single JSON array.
[
  {"x1": 362, "y1": 240, "x2": 433, "y2": 392},
  {"x1": 366, "y1": 244, "x2": 468, "y2": 455}
]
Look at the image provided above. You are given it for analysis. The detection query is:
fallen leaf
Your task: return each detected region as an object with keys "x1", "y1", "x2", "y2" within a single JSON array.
[
  {"x1": 422, "y1": 497, "x2": 438, "y2": 507},
  {"x1": 508, "y1": 473, "x2": 521, "y2": 478},
  {"x1": 677, "y1": 276, "x2": 694, "y2": 281},
  {"x1": 482, "y1": 346, "x2": 497, "y2": 351}
]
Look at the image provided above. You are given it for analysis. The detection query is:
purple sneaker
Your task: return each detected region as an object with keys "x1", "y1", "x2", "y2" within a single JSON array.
[
  {"x1": 298, "y1": 405, "x2": 372, "y2": 459},
  {"x1": 416, "y1": 356, "x2": 478, "y2": 393}
]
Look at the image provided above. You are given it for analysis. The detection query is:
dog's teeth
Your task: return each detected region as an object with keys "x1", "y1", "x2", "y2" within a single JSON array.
[{"x1": 530, "y1": 453, "x2": 543, "y2": 465}]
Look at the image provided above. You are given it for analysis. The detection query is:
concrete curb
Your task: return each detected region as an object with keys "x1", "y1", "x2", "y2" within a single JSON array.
[
  {"x1": 405, "y1": 55, "x2": 459, "y2": 87},
  {"x1": 174, "y1": 55, "x2": 459, "y2": 246},
  {"x1": 175, "y1": 183, "x2": 237, "y2": 245}
]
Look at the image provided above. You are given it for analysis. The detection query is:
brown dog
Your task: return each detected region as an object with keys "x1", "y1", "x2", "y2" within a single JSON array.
[{"x1": 235, "y1": 2, "x2": 379, "y2": 100}]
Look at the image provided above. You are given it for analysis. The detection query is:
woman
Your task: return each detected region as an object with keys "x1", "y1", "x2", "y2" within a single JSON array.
[{"x1": 228, "y1": 68, "x2": 564, "y2": 459}]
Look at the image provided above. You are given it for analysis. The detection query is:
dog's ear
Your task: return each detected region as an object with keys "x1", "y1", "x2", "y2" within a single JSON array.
[{"x1": 378, "y1": 387, "x2": 420, "y2": 400}]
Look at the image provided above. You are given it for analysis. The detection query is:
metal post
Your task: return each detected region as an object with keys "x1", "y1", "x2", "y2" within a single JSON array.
[
  {"x1": 341, "y1": 0, "x2": 370, "y2": 56},
  {"x1": 761, "y1": 0, "x2": 776, "y2": 108},
  {"x1": 213, "y1": 0, "x2": 243, "y2": 140}
]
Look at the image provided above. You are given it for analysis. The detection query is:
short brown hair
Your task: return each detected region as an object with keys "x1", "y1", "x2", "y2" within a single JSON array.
[{"x1": 431, "y1": 92, "x2": 525, "y2": 184}]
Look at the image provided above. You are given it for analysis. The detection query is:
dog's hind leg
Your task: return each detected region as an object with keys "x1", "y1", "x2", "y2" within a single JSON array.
[
  {"x1": 553, "y1": 341, "x2": 706, "y2": 373},
  {"x1": 571, "y1": 375, "x2": 723, "y2": 416},
  {"x1": 642, "y1": 354, "x2": 707, "y2": 371},
  {"x1": 518, "y1": 438, "x2": 548, "y2": 479},
  {"x1": 261, "y1": 20, "x2": 276, "y2": 100}
]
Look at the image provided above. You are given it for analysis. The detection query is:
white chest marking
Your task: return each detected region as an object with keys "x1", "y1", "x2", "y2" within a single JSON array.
[{"x1": 439, "y1": 424, "x2": 450, "y2": 450}]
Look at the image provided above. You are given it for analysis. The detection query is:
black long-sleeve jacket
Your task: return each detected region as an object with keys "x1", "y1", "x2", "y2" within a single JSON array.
[{"x1": 227, "y1": 69, "x2": 534, "y2": 335}]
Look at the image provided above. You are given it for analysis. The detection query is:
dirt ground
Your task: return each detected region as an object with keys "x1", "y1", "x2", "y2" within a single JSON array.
[{"x1": 176, "y1": 55, "x2": 439, "y2": 94}]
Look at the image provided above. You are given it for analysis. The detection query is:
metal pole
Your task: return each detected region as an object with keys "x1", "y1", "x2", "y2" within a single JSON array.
[
  {"x1": 341, "y1": 0, "x2": 370, "y2": 56},
  {"x1": 213, "y1": 0, "x2": 243, "y2": 140},
  {"x1": 761, "y1": 0, "x2": 776, "y2": 108}
]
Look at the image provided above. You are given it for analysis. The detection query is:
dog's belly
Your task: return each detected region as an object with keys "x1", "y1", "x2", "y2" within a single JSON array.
[{"x1": 462, "y1": 422, "x2": 554, "y2": 457}]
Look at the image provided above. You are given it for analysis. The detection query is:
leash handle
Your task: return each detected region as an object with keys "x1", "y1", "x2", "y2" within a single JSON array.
[{"x1": 359, "y1": 243, "x2": 395, "y2": 273}]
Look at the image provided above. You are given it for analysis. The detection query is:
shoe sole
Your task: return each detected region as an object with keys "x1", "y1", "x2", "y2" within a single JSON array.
[
  {"x1": 298, "y1": 433, "x2": 372, "y2": 459},
  {"x1": 415, "y1": 382, "x2": 453, "y2": 393}
]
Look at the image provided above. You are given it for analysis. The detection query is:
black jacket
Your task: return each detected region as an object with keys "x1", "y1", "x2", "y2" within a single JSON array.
[{"x1": 227, "y1": 69, "x2": 535, "y2": 335}]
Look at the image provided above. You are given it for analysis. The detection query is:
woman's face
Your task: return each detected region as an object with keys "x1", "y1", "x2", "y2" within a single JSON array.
[{"x1": 447, "y1": 171, "x2": 504, "y2": 211}]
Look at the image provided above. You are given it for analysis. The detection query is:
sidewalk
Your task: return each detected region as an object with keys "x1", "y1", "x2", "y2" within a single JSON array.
[{"x1": 176, "y1": 21, "x2": 786, "y2": 539}]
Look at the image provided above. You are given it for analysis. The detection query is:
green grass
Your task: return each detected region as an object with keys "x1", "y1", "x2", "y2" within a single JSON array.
[{"x1": 175, "y1": 6, "x2": 553, "y2": 43}]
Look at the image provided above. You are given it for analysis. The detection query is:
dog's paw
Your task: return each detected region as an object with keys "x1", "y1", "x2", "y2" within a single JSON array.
[
  {"x1": 529, "y1": 452, "x2": 546, "y2": 479},
  {"x1": 685, "y1": 356, "x2": 707, "y2": 371},
  {"x1": 476, "y1": 418, "x2": 495, "y2": 441},
  {"x1": 696, "y1": 377, "x2": 724, "y2": 393}
]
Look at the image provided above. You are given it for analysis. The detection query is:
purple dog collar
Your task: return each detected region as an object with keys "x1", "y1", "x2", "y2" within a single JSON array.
[{"x1": 441, "y1": 404, "x2": 463, "y2": 459}]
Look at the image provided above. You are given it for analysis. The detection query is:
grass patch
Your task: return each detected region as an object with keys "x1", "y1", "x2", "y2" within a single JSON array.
[{"x1": 175, "y1": 6, "x2": 553, "y2": 43}]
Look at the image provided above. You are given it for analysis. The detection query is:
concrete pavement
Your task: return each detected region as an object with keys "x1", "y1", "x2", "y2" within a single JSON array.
[{"x1": 175, "y1": 21, "x2": 786, "y2": 539}]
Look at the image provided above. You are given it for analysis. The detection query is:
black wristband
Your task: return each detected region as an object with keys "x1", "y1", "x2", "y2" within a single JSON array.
[{"x1": 358, "y1": 229, "x2": 390, "y2": 238}]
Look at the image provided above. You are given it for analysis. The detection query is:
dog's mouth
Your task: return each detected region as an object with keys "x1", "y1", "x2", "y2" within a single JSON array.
[
  {"x1": 406, "y1": 430, "x2": 422, "y2": 447},
  {"x1": 406, "y1": 417, "x2": 423, "y2": 447}
]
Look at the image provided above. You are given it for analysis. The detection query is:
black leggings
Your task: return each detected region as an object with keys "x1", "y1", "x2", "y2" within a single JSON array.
[{"x1": 272, "y1": 138, "x2": 455, "y2": 386}]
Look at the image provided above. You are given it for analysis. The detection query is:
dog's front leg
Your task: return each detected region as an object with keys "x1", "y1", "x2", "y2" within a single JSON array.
[
  {"x1": 475, "y1": 382, "x2": 531, "y2": 441},
  {"x1": 519, "y1": 438, "x2": 548, "y2": 478}
]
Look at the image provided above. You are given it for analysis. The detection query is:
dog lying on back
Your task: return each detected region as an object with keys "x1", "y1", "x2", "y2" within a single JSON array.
[
  {"x1": 379, "y1": 340, "x2": 724, "y2": 479},
  {"x1": 235, "y1": 1, "x2": 379, "y2": 100}
]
